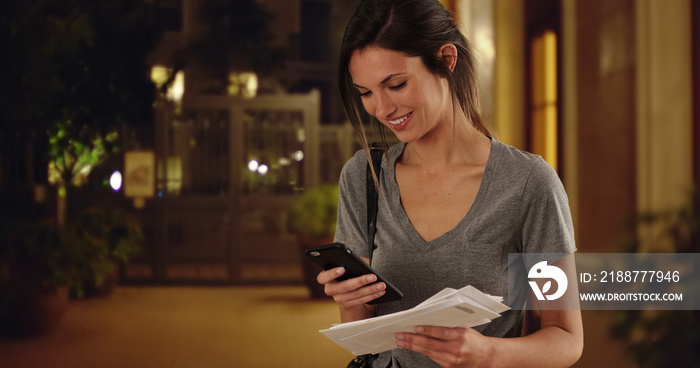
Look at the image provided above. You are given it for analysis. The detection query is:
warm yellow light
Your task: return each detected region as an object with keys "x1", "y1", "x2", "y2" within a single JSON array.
[
  {"x1": 227, "y1": 74, "x2": 240, "y2": 96},
  {"x1": 228, "y1": 72, "x2": 258, "y2": 99},
  {"x1": 473, "y1": 28, "x2": 495, "y2": 62},
  {"x1": 150, "y1": 66, "x2": 169, "y2": 89},
  {"x1": 168, "y1": 71, "x2": 185, "y2": 102},
  {"x1": 543, "y1": 31, "x2": 557, "y2": 104},
  {"x1": 543, "y1": 31, "x2": 558, "y2": 171},
  {"x1": 151, "y1": 65, "x2": 185, "y2": 102},
  {"x1": 241, "y1": 72, "x2": 258, "y2": 99},
  {"x1": 545, "y1": 107, "x2": 558, "y2": 170},
  {"x1": 166, "y1": 157, "x2": 182, "y2": 194},
  {"x1": 530, "y1": 30, "x2": 558, "y2": 171}
]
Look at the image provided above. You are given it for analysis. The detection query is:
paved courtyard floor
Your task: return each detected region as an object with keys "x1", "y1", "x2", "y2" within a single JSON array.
[{"x1": 0, "y1": 286, "x2": 352, "y2": 368}]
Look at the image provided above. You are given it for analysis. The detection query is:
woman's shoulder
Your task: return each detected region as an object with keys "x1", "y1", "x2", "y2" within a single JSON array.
[
  {"x1": 491, "y1": 139, "x2": 541, "y2": 168},
  {"x1": 338, "y1": 148, "x2": 372, "y2": 196},
  {"x1": 341, "y1": 143, "x2": 405, "y2": 177},
  {"x1": 490, "y1": 139, "x2": 561, "y2": 188},
  {"x1": 340, "y1": 149, "x2": 369, "y2": 180}
]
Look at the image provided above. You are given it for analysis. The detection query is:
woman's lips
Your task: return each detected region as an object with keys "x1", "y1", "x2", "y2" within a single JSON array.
[{"x1": 387, "y1": 112, "x2": 412, "y2": 131}]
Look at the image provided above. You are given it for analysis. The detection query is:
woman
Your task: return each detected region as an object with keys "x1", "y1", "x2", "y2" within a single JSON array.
[{"x1": 317, "y1": 0, "x2": 583, "y2": 367}]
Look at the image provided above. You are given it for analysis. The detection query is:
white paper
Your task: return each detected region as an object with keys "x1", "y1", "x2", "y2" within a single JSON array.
[{"x1": 320, "y1": 285, "x2": 510, "y2": 355}]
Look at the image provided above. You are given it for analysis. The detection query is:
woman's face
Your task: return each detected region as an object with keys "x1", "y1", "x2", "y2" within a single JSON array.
[{"x1": 349, "y1": 46, "x2": 453, "y2": 143}]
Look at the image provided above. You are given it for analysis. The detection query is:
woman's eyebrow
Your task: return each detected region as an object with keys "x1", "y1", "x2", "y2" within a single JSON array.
[{"x1": 353, "y1": 73, "x2": 407, "y2": 89}]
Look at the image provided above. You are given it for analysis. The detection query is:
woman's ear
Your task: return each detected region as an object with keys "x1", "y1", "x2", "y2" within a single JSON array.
[{"x1": 437, "y1": 43, "x2": 458, "y2": 72}]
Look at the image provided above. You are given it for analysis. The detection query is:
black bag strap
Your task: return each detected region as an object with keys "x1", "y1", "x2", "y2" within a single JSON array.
[
  {"x1": 367, "y1": 142, "x2": 385, "y2": 265},
  {"x1": 349, "y1": 142, "x2": 392, "y2": 368}
]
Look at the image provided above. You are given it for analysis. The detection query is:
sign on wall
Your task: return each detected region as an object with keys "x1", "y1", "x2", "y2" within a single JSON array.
[{"x1": 124, "y1": 151, "x2": 155, "y2": 198}]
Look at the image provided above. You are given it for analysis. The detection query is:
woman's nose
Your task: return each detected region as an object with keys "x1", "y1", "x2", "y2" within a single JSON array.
[{"x1": 373, "y1": 93, "x2": 396, "y2": 119}]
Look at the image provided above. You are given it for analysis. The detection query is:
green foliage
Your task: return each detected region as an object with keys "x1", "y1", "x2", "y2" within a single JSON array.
[
  {"x1": 611, "y1": 191, "x2": 700, "y2": 367},
  {"x1": 48, "y1": 118, "x2": 119, "y2": 186},
  {"x1": 62, "y1": 206, "x2": 143, "y2": 298},
  {"x1": 1, "y1": 0, "x2": 159, "y2": 128},
  {"x1": 0, "y1": 0, "x2": 160, "y2": 184},
  {"x1": 290, "y1": 185, "x2": 340, "y2": 240},
  {"x1": 0, "y1": 203, "x2": 143, "y2": 300},
  {"x1": 1, "y1": 0, "x2": 162, "y2": 233}
]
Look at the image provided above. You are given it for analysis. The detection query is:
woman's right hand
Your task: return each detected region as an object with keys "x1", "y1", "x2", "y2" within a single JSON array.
[{"x1": 317, "y1": 267, "x2": 387, "y2": 308}]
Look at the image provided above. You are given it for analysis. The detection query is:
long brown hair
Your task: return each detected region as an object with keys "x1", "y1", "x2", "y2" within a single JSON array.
[{"x1": 338, "y1": 0, "x2": 491, "y2": 184}]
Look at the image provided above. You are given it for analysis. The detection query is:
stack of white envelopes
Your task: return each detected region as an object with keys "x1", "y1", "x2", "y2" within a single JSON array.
[{"x1": 320, "y1": 285, "x2": 511, "y2": 355}]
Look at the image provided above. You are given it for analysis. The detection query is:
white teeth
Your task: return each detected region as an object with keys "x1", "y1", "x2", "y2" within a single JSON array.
[{"x1": 388, "y1": 113, "x2": 411, "y2": 125}]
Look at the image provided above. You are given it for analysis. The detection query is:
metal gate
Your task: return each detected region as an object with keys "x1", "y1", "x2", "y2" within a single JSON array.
[{"x1": 123, "y1": 91, "x2": 320, "y2": 284}]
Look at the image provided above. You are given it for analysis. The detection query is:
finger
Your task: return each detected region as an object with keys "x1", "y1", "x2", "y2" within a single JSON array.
[
  {"x1": 323, "y1": 272, "x2": 377, "y2": 293},
  {"x1": 337, "y1": 286, "x2": 386, "y2": 307},
  {"x1": 329, "y1": 277, "x2": 387, "y2": 306},
  {"x1": 316, "y1": 267, "x2": 346, "y2": 285},
  {"x1": 413, "y1": 326, "x2": 466, "y2": 341},
  {"x1": 396, "y1": 331, "x2": 450, "y2": 352},
  {"x1": 395, "y1": 334, "x2": 457, "y2": 367},
  {"x1": 396, "y1": 327, "x2": 466, "y2": 358}
]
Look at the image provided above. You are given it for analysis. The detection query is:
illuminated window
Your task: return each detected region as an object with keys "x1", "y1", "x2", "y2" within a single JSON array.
[
  {"x1": 151, "y1": 66, "x2": 184, "y2": 102},
  {"x1": 529, "y1": 30, "x2": 559, "y2": 171},
  {"x1": 228, "y1": 72, "x2": 258, "y2": 99}
]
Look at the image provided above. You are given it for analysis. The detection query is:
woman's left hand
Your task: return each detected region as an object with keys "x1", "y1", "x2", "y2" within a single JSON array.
[{"x1": 396, "y1": 326, "x2": 494, "y2": 368}]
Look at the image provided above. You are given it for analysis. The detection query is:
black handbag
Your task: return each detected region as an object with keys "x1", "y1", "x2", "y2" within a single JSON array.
[
  {"x1": 347, "y1": 354, "x2": 374, "y2": 368},
  {"x1": 345, "y1": 142, "x2": 387, "y2": 368}
]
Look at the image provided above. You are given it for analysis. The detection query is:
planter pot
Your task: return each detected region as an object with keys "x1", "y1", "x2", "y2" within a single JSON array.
[
  {"x1": 0, "y1": 261, "x2": 69, "y2": 338},
  {"x1": 73, "y1": 262, "x2": 120, "y2": 299},
  {"x1": 86, "y1": 262, "x2": 119, "y2": 297}
]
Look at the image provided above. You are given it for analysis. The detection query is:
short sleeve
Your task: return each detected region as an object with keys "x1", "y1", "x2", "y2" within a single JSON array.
[
  {"x1": 518, "y1": 157, "x2": 576, "y2": 258},
  {"x1": 333, "y1": 151, "x2": 370, "y2": 258}
]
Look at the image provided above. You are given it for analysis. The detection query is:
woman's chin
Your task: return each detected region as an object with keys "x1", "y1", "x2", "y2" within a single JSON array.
[{"x1": 392, "y1": 131, "x2": 419, "y2": 144}]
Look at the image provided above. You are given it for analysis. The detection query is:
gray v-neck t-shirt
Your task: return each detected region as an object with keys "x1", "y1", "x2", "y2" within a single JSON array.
[{"x1": 333, "y1": 139, "x2": 576, "y2": 367}]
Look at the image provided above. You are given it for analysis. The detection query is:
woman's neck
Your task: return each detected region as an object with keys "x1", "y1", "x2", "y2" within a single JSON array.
[{"x1": 401, "y1": 115, "x2": 490, "y2": 170}]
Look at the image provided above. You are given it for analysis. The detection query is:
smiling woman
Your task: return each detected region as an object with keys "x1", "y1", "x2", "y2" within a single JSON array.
[
  {"x1": 315, "y1": 1, "x2": 584, "y2": 368},
  {"x1": 349, "y1": 47, "x2": 453, "y2": 142},
  {"x1": 338, "y1": 0, "x2": 490, "y2": 160}
]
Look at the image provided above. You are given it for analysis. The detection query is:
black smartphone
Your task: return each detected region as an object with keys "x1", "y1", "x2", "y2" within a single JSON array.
[{"x1": 304, "y1": 243, "x2": 403, "y2": 304}]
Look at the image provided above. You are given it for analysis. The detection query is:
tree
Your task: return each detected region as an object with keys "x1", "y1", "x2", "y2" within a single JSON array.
[
  {"x1": 0, "y1": 0, "x2": 161, "y2": 226},
  {"x1": 182, "y1": 0, "x2": 285, "y2": 94}
]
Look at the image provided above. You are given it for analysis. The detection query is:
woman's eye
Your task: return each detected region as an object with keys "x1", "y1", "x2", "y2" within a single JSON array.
[
  {"x1": 389, "y1": 81, "x2": 406, "y2": 91},
  {"x1": 359, "y1": 91, "x2": 372, "y2": 98}
]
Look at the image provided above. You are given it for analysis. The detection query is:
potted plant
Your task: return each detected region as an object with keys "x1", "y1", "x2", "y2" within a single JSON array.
[
  {"x1": 0, "y1": 213, "x2": 72, "y2": 337},
  {"x1": 64, "y1": 206, "x2": 143, "y2": 298},
  {"x1": 610, "y1": 191, "x2": 700, "y2": 367},
  {"x1": 289, "y1": 184, "x2": 340, "y2": 298}
]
